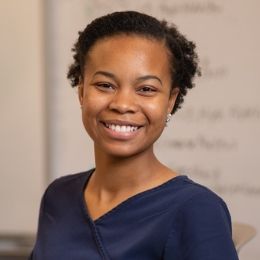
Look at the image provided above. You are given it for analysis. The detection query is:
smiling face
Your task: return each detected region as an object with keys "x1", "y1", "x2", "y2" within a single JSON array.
[{"x1": 79, "y1": 35, "x2": 179, "y2": 158}]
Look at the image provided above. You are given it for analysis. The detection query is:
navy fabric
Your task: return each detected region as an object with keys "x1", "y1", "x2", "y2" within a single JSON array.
[{"x1": 31, "y1": 169, "x2": 238, "y2": 260}]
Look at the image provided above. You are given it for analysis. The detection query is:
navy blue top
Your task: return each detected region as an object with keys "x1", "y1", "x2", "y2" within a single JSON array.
[{"x1": 31, "y1": 169, "x2": 238, "y2": 260}]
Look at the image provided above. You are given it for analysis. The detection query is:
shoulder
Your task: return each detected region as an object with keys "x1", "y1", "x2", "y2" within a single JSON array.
[
  {"x1": 36, "y1": 169, "x2": 93, "y2": 219},
  {"x1": 43, "y1": 169, "x2": 93, "y2": 202},
  {"x1": 48, "y1": 169, "x2": 93, "y2": 189},
  {"x1": 178, "y1": 185, "x2": 232, "y2": 234},
  {"x1": 172, "y1": 176, "x2": 228, "y2": 216},
  {"x1": 166, "y1": 175, "x2": 229, "y2": 217},
  {"x1": 171, "y1": 176, "x2": 231, "y2": 229},
  {"x1": 163, "y1": 176, "x2": 238, "y2": 259}
]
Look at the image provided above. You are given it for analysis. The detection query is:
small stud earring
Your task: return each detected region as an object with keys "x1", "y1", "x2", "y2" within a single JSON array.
[{"x1": 166, "y1": 113, "x2": 172, "y2": 127}]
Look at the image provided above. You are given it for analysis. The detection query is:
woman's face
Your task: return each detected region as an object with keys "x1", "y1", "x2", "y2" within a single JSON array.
[{"x1": 79, "y1": 35, "x2": 178, "y2": 158}]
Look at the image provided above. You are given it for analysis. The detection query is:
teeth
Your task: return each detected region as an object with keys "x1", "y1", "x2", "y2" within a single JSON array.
[{"x1": 106, "y1": 123, "x2": 138, "y2": 133}]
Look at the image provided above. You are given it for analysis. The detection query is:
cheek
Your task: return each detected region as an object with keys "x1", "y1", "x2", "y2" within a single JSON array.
[
  {"x1": 143, "y1": 98, "x2": 169, "y2": 123},
  {"x1": 82, "y1": 90, "x2": 107, "y2": 115},
  {"x1": 81, "y1": 96, "x2": 99, "y2": 130}
]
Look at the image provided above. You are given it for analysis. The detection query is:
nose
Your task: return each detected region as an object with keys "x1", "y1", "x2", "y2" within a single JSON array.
[{"x1": 108, "y1": 88, "x2": 138, "y2": 114}]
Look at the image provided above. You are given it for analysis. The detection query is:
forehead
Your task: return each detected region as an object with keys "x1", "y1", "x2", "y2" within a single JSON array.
[{"x1": 85, "y1": 34, "x2": 171, "y2": 77}]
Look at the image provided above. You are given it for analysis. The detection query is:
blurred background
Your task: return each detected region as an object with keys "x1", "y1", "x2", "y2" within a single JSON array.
[{"x1": 0, "y1": 0, "x2": 259, "y2": 259}]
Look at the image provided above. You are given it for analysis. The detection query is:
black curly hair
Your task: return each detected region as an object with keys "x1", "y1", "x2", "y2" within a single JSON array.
[{"x1": 67, "y1": 11, "x2": 201, "y2": 114}]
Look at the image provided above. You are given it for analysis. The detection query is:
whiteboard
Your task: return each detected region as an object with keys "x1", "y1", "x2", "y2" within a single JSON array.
[{"x1": 45, "y1": 1, "x2": 260, "y2": 259}]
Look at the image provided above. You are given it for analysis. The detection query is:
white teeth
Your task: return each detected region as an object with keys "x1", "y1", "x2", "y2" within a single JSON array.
[{"x1": 106, "y1": 123, "x2": 138, "y2": 133}]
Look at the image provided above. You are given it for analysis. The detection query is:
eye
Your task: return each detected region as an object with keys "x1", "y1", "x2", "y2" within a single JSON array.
[
  {"x1": 137, "y1": 86, "x2": 157, "y2": 96},
  {"x1": 95, "y1": 82, "x2": 115, "y2": 92}
]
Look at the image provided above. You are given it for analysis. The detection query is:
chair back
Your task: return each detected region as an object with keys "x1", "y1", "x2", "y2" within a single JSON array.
[{"x1": 232, "y1": 222, "x2": 257, "y2": 252}]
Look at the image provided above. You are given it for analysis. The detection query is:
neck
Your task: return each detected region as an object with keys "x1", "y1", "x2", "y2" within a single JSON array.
[{"x1": 90, "y1": 145, "x2": 167, "y2": 196}]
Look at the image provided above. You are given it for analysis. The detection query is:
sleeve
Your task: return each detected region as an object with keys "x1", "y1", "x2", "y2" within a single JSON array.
[
  {"x1": 163, "y1": 191, "x2": 239, "y2": 260},
  {"x1": 28, "y1": 182, "x2": 53, "y2": 260}
]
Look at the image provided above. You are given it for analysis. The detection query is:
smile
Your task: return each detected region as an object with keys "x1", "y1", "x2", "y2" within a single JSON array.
[{"x1": 104, "y1": 123, "x2": 139, "y2": 133}]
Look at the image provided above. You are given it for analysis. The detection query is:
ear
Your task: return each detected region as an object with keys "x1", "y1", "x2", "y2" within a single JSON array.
[
  {"x1": 78, "y1": 84, "x2": 84, "y2": 107},
  {"x1": 167, "y1": 87, "x2": 179, "y2": 114}
]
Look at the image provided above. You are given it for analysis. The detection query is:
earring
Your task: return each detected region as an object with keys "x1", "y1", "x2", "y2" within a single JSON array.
[{"x1": 166, "y1": 113, "x2": 172, "y2": 127}]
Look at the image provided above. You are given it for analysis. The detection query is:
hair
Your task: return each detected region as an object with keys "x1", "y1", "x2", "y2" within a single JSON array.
[{"x1": 67, "y1": 11, "x2": 201, "y2": 114}]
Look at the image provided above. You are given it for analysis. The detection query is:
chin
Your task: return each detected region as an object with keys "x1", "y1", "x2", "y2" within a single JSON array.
[{"x1": 98, "y1": 142, "x2": 153, "y2": 159}]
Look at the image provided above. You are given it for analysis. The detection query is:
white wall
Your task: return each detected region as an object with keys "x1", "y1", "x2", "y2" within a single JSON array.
[{"x1": 0, "y1": 0, "x2": 45, "y2": 233}]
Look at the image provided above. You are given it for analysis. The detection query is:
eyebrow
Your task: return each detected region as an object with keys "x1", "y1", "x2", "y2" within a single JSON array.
[
  {"x1": 93, "y1": 71, "x2": 115, "y2": 79},
  {"x1": 136, "y1": 75, "x2": 162, "y2": 86},
  {"x1": 93, "y1": 71, "x2": 163, "y2": 86}
]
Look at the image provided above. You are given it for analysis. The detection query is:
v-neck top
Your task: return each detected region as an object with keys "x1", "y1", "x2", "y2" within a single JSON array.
[{"x1": 30, "y1": 169, "x2": 238, "y2": 260}]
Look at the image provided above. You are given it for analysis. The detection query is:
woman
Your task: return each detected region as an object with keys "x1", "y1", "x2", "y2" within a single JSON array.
[{"x1": 31, "y1": 11, "x2": 239, "y2": 259}]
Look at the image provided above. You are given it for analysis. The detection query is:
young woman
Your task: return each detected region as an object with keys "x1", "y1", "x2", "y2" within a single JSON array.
[{"x1": 31, "y1": 11, "x2": 239, "y2": 260}]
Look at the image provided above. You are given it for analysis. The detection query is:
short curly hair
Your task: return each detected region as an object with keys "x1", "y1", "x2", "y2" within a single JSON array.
[{"x1": 67, "y1": 11, "x2": 201, "y2": 114}]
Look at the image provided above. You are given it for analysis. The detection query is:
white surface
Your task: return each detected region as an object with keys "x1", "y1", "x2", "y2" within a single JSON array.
[{"x1": 46, "y1": 1, "x2": 260, "y2": 259}]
